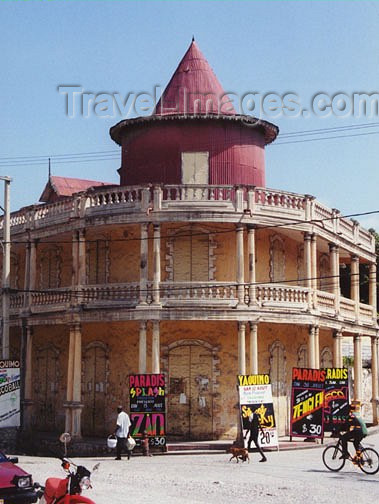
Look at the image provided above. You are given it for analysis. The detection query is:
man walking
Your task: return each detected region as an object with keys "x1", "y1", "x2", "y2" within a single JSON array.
[
  {"x1": 244, "y1": 410, "x2": 267, "y2": 462},
  {"x1": 114, "y1": 405, "x2": 131, "y2": 460}
]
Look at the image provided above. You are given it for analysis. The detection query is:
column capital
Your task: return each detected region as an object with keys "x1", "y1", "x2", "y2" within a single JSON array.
[
  {"x1": 236, "y1": 223, "x2": 245, "y2": 232},
  {"x1": 303, "y1": 231, "x2": 312, "y2": 241},
  {"x1": 351, "y1": 254, "x2": 359, "y2": 263},
  {"x1": 333, "y1": 328, "x2": 343, "y2": 339},
  {"x1": 329, "y1": 242, "x2": 339, "y2": 252},
  {"x1": 68, "y1": 322, "x2": 81, "y2": 333}
]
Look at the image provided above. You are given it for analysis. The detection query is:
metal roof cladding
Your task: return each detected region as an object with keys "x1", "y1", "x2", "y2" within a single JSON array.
[
  {"x1": 110, "y1": 40, "x2": 279, "y2": 146},
  {"x1": 155, "y1": 39, "x2": 236, "y2": 116}
]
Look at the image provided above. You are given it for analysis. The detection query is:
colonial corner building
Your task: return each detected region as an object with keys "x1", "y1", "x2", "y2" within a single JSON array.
[{"x1": 3, "y1": 41, "x2": 378, "y2": 441}]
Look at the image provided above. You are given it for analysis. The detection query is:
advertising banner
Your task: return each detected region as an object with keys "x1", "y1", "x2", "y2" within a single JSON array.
[
  {"x1": 290, "y1": 367, "x2": 325, "y2": 438},
  {"x1": 129, "y1": 373, "x2": 166, "y2": 447},
  {"x1": 323, "y1": 368, "x2": 349, "y2": 431},
  {"x1": 237, "y1": 374, "x2": 278, "y2": 448},
  {"x1": 0, "y1": 360, "x2": 21, "y2": 428}
]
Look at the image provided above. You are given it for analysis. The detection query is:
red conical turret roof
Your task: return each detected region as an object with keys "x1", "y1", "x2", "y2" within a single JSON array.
[{"x1": 155, "y1": 40, "x2": 236, "y2": 116}]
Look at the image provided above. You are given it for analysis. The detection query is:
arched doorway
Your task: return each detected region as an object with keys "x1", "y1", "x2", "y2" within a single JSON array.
[
  {"x1": 269, "y1": 340, "x2": 288, "y2": 436},
  {"x1": 81, "y1": 342, "x2": 108, "y2": 436},
  {"x1": 166, "y1": 341, "x2": 214, "y2": 440},
  {"x1": 34, "y1": 344, "x2": 59, "y2": 431}
]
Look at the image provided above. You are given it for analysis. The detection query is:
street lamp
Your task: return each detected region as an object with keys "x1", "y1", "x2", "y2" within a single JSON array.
[{"x1": 0, "y1": 176, "x2": 12, "y2": 359}]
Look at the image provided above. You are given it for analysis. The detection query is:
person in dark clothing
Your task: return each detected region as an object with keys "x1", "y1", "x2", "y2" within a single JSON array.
[
  {"x1": 244, "y1": 411, "x2": 267, "y2": 462},
  {"x1": 340, "y1": 404, "x2": 367, "y2": 459}
]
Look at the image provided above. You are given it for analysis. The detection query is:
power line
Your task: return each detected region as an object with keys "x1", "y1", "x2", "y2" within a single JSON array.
[{"x1": 0, "y1": 122, "x2": 378, "y2": 167}]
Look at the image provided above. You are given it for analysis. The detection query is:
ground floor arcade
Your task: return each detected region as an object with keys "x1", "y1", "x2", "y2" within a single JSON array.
[{"x1": 12, "y1": 319, "x2": 379, "y2": 440}]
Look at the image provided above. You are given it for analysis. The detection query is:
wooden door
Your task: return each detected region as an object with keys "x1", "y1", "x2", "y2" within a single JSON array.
[
  {"x1": 82, "y1": 345, "x2": 107, "y2": 436},
  {"x1": 168, "y1": 344, "x2": 213, "y2": 440}
]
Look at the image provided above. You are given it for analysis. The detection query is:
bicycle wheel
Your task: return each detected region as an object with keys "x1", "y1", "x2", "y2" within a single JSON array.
[
  {"x1": 322, "y1": 445, "x2": 345, "y2": 471},
  {"x1": 358, "y1": 448, "x2": 379, "y2": 475}
]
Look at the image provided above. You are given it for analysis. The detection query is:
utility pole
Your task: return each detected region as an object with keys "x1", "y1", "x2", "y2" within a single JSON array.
[{"x1": 1, "y1": 176, "x2": 12, "y2": 359}]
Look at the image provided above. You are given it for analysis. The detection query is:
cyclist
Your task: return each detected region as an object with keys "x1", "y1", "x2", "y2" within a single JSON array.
[{"x1": 340, "y1": 403, "x2": 368, "y2": 459}]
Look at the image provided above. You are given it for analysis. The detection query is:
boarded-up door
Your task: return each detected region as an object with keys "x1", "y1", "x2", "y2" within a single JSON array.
[
  {"x1": 270, "y1": 341, "x2": 289, "y2": 436},
  {"x1": 82, "y1": 345, "x2": 107, "y2": 436},
  {"x1": 34, "y1": 346, "x2": 59, "y2": 431},
  {"x1": 168, "y1": 344, "x2": 213, "y2": 440}
]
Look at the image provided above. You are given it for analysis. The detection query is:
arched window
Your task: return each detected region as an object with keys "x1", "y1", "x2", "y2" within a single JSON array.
[
  {"x1": 0, "y1": 252, "x2": 19, "y2": 289},
  {"x1": 319, "y1": 254, "x2": 330, "y2": 291},
  {"x1": 167, "y1": 227, "x2": 215, "y2": 282},
  {"x1": 320, "y1": 347, "x2": 333, "y2": 368},
  {"x1": 86, "y1": 239, "x2": 109, "y2": 284},
  {"x1": 297, "y1": 344, "x2": 308, "y2": 368},
  {"x1": 297, "y1": 244, "x2": 305, "y2": 287},
  {"x1": 270, "y1": 235, "x2": 285, "y2": 282},
  {"x1": 39, "y1": 247, "x2": 61, "y2": 289}
]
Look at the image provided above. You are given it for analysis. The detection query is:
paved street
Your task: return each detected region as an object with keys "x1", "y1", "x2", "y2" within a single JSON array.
[{"x1": 18, "y1": 432, "x2": 379, "y2": 504}]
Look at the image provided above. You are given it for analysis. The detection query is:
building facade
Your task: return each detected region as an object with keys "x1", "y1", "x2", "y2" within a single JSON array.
[{"x1": 3, "y1": 41, "x2": 378, "y2": 440}]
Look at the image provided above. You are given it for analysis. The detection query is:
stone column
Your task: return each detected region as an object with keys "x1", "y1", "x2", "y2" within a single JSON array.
[
  {"x1": 350, "y1": 255, "x2": 360, "y2": 320},
  {"x1": 247, "y1": 226, "x2": 257, "y2": 306},
  {"x1": 333, "y1": 330, "x2": 343, "y2": 368},
  {"x1": 329, "y1": 243, "x2": 340, "y2": 312},
  {"x1": 369, "y1": 262, "x2": 377, "y2": 319},
  {"x1": 139, "y1": 223, "x2": 149, "y2": 305},
  {"x1": 78, "y1": 229, "x2": 86, "y2": 285},
  {"x1": 353, "y1": 334, "x2": 363, "y2": 403},
  {"x1": 139, "y1": 321, "x2": 147, "y2": 374},
  {"x1": 152, "y1": 224, "x2": 161, "y2": 306},
  {"x1": 311, "y1": 234, "x2": 318, "y2": 308},
  {"x1": 23, "y1": 242, "x2": 31, "y2": 308},
  {"x1": 238, "y1": 322, "x2": 246, "y2": 375},
  {"x1": 371, "y1": 336, "x2": 379, "y2": 425},
  {"x1": 71, "y1": 231, "x2": 79, "y2": 286},
  {"x1": 64, "y1": 323, "x2": 83, "y2": 437},
  {"x1": 311, "y1": 234, "x2": 318, "y2": 290},
  {"x1": 24, "y1": 240, "x2": 37, "y2": 309},
  {"x1": 304, "y1": 232, "x2": 312, "y2": 288},
  {"x1": 236, "y1": 225, "x2": 245, "y2": 307},
  {"x1": 314, "y1": 326, "x2": 320, "y2": 369},
  {"x1": 249, "y1": 322, "x2": 258, "y2": 374},
  {"x1": 23, "y1": 325, "x2": 34, "y2": 429},
  {"x1": 152, "y1": 321, "x2": 160, "y2": 373},
  {"x1": 308, "y1": 325, "x2": 316, "y2": 368}
]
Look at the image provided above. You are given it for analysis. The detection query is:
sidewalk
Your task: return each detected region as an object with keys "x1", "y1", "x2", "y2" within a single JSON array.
[{"x1": 20, "y1": 425, "x2": 379, "y2": 457}]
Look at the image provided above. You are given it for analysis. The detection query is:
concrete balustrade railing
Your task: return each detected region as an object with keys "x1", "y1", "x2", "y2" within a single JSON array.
[
  {"x1": 0, "y1": 184, "x2": 374, "y2": 253},
  {"x1": 8, "y1": 281, "x2": 373, "y2": 327}
]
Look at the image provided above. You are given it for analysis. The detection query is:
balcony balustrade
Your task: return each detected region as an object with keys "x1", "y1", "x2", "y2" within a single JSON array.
[
  {"x1": 1, "y1": 184, "x2": 373, "y2": 254},
  {"x1": 8, "y1": 281, "x2": 376, "y2": 329}
]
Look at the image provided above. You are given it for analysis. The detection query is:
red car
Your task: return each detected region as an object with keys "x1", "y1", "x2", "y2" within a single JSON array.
[{"x1": 0, "y1": 450, "x2": 38, "y2": 503}]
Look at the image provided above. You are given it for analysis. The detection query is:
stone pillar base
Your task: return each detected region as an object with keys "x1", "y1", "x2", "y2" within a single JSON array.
[
  {"x1": 22, "y1": 399, "x2": 34, "y2": 431},
  {"x1": 63, "y1": 401, "x2": 84, "y2": 438}
]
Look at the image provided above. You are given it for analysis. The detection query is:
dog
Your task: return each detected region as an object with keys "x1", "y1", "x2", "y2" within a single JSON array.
[{"x1": 228, "y1": 446, "x2": 250, "y2": 463}]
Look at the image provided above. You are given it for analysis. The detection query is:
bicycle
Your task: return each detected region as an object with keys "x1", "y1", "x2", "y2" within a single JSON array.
[{"x1": 322, "y1": 433, "x2": 379, "y2": 474}]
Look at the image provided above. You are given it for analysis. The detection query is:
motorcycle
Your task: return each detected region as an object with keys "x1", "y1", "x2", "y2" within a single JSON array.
[{"x1": 35, "y1": 458, "x2": 99, "y2": 504}]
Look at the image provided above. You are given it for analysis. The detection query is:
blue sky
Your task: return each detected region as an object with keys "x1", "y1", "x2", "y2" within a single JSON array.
[{"x1": 1, "y1": 0, "x2": 379, "y2": 229}]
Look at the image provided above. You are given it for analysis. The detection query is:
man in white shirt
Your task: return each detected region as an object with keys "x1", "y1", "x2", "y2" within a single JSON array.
[{"x1": 114, "y1": 405, "x2": 131, "y2": 460}]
